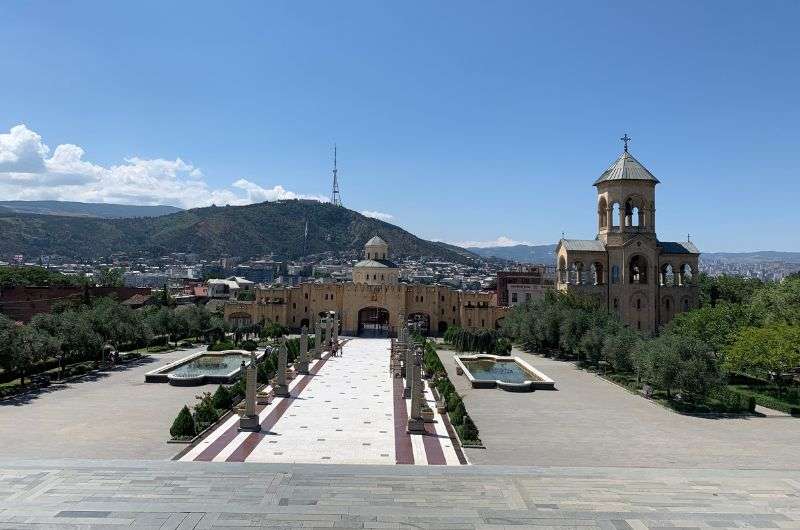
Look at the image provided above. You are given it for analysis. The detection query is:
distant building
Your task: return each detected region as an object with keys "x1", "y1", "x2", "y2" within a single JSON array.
[
  {"x1": 225, "y1": 236, "x2": 507, "y2": 337},
  {"x1": 497, "y1": 265, "x2": 554, "y2": 306},
  {"x1": 555, "y1": 142, "x2": 700, "y2": 334}
]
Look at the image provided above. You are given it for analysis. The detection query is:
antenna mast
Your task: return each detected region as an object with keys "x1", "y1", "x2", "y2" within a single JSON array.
[{"x1": 330, "y1": 144, "x2": 342, "y2": 206}]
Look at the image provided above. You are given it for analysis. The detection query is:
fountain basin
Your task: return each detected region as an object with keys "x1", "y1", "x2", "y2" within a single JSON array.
[
  {"x1": 145, "y1": 350, "x2": 265, "y2": 386},
  {"x1": 454, "y1": 354, "x2": 555, "y2": 391}
]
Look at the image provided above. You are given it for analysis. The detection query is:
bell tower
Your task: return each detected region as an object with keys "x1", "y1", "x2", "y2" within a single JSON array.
[{"x1": 595, "y1": 134, "x2": 659, "y2": 245}]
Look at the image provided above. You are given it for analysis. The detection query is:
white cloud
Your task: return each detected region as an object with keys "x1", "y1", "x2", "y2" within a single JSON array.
[
  {"x1": 0, "y1": 124, "x2": 325, "y2": 209},
  {"x1": 360, "y1": 210, "x2": 394, "y2": 222},
  {"x1": 453, "y1": 236, "x2": 531, "y2": 248}
]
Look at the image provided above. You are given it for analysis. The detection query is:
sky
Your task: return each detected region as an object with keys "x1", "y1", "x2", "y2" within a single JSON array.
[{"x1": 0, "y1": 1, "x2": 798, "y2": 253}]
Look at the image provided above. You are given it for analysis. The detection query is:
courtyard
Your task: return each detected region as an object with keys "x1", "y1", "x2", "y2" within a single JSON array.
[
  {"x1": 0, "y1": 346, "x2": 217, "y2": 460},
  {"x1": 439, "y1": 346, "x2": 800, "y2": 470}
]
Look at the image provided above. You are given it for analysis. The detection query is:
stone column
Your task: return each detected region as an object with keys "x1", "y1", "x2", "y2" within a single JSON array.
[
  {"x1": 327, "y1": 318, "x2": 334, "y2": 352},
  {"x1": 314, "y1": 322, "x2": 322, "y2": 359},
  {"x1": 297, "y1": 326, "x2": 309, "y2": 374},
  {"x1": 403, "y1": 330, "x2": 413, "y2": 399},
  {"x1": 238, "y1": 350, "x2": 261, "y2": 432},
  {"x1": 273, "y1": 339, "x2": 289, "y2": 397},
  {"x1": 333, "y1": 315, "x2": 339, "y2": 346},
  {"x1": 406, "y1": 345, "x2": 425, "y2": 433}
]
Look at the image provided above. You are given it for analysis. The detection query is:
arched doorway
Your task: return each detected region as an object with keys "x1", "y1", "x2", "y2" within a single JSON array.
[
  {"x1": 358, "y1": 307, "x2": 390, "y2": 337},
  {"x1": 437, "y1": 320, "x2": 448, "y2": 335},
  {"x1": 407, "y1": 312, "x2": 430, "y2": 336}
]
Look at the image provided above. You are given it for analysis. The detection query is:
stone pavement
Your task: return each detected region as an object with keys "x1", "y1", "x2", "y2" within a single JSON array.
[
  {"x1": 437, "y1": 346, "x2": 800, "y2": 469},
  {"x1": 0, "y1": 346, "x2": 217, "y2": 460},
  {"x1": 180, "y1": 339, "x2": 460, "y2": 465},
  {"x1": 1, "y1": 458, "x2": 799, "y2": 529}
]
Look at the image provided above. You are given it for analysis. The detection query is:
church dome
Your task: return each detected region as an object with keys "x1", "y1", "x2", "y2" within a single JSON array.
[{"x1": 365, "y1": 236, "x2": 388, "y2": 247}]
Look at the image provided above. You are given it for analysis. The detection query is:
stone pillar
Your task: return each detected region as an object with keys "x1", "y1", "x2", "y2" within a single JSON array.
[
  {"x1": 297, "y1": 326, "x2": 309, "y2": 374},
  {"x1": 327, "y1": 318, "x2": 334, "y2": 352},
  {"x1": 333, "y1": 315, "x2": 339, "y2": 346},
  {"x1": 406, "y1": 345, "x2": 425, "y2": 433},
  {"x1": 314, "y1": 322, "x2": 322, "y2": 359},
  {"x1": 403, "y1": 330, "x2": 413, "y2": 399},
  {"x1": 238, "y1": 350, "x2": 261, "y2": 432},
  {"x1": 273, "y1": 339, "x2": 289, "y2": 397}
]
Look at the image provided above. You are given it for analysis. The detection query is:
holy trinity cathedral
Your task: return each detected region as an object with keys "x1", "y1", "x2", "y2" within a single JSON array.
[{"x1": 556, "y1": 137, "x2": 700, "y2": 334}]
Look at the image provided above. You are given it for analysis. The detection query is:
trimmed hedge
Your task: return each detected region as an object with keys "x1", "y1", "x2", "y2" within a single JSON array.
[{"x1": 170, "y1": 405, "x2": 196, "y2": 438}]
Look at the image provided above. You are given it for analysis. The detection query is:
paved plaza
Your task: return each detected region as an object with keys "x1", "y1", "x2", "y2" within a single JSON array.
[
  {"x1": 180, "y1": 338, "x2": 460, "y2": 465},
  {"x1": 438, "y1": 346, "x2": 800, "y2": 469},
  {"x1": 0, "y1": 346, "x2": 216, "y2": 460},
  {"x1": 1, "y1": 458, "x2": 799, "y2": 529}
]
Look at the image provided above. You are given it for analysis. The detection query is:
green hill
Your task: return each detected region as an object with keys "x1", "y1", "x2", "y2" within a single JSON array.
[{"x1": 0, "y1": 200, "x2": 480, "y2": 263}]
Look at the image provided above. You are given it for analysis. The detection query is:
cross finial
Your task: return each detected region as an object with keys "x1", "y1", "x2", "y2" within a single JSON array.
[
  {"x1": 620, "y1": 133, "x2": 631, "y2": 152},
  {"x1": 687, "y1": 233, "x2": 691, "y2": 242}
]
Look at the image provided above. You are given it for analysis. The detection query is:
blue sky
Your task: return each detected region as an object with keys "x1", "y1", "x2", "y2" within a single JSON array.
[{"x1": 0, "y1": 1, "x2": 798, "y2": 252}]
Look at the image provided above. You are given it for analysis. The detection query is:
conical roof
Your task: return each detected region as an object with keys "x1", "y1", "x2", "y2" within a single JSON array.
[{"x1": 594, "y1": 151, "x2": 660, "y2": 186}]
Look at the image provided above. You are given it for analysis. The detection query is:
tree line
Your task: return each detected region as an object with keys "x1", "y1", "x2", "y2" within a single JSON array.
[
  {"x1": 502, "y1": 274, "x2": 800, "y2": 413},
  {"x1": 0, "y1": 296, "x2": 226, "y2": 387}
]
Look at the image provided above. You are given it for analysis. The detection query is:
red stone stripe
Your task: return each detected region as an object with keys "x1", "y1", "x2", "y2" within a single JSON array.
[
  {"x1": 392, "y1": 377, "x2": 414, "y2": 465},
  {"x1": 225, "y1": 353, "x2": 331, "y2": 462},
  {"x1": 421, "y1": 420, "x2": 447, "y2": 465},
  {"x1": 193, "y1": 403, "x2": 266, "y2": 462}
]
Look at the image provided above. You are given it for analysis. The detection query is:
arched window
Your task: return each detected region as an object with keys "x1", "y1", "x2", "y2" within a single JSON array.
[
  {"x1": 591, "y1": 262, "x2": 604, "y2": 285},
  {"x1": 612, "y1": 203, "x2": 621, "y2": 230},
  {"x1": 628, "y1": 255, "x2": 648, "y2": 284},
  {"x1": 611, "y1": 265, "x2": 620, "y2": 284},
  {"x1": 613, "y1": 298, "x2": 619, "y2": 310},
  {"x1": 680, "y1": 264, "x2": 694, "y2": 286},
  {"x1": 661, "y1": 264, "x2": 674, "y2": 286},
  {"x1": 558, "y1": 256, "x2": 567, "y2": 283},
  {"x1": 598, "y1": 197, "x2": 608, "y2": 231}
]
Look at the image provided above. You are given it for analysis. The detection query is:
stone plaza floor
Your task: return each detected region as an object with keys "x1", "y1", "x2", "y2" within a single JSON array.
[
  {"x1": 438, "y1": 346, "x2": 800, "y2": 469},
  {"x1": 0, "y1": 346, "x2": 217, "y2": 460},
  {"x1": 179, "y1": 338, "x2": 462, "y2": 465},
  {"x1": 2, "y1": 458, "x2": 799, "y2": 529}
]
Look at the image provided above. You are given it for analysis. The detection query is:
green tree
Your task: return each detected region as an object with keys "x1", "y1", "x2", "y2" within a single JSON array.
[
  {"x1": 95, "y1": 267, "x2": 124, "y2": 288},
  {"x1": 725, "y1": 324, "x2": 800, "y2": 393},
  {"x1": 9, "y1": 325, "x2": 60, "y2": 386}
]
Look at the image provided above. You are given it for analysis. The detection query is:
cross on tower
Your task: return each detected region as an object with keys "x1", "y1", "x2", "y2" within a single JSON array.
[{"x1": 620, "y1": 133, "x2": 631, "y2": 152}]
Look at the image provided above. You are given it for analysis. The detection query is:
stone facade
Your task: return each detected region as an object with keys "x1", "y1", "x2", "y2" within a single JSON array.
[
  {"x1": 225, "y1": 237, "x2": 507, "y2": 336},
  {"x1": 555, "y1": 146, "x2": 700, "y2": 334}
]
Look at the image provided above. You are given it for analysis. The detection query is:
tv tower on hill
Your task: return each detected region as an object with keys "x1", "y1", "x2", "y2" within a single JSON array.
[{"x1": 330, "y1": 144, "x2": 342, "y2": 207}]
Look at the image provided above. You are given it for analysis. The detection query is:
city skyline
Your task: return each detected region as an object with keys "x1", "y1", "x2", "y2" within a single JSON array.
[{"x1": 1, "y1": 1, "x2": 799, "y2": 252}]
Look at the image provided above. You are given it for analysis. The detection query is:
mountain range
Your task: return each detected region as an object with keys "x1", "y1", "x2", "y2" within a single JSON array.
[
  {"x1": 0, "y1": 200, "x2": 480, "y2": 263},
  {"x1": 0, "y1": 200, "x2": 182, "y2": 219},
  {"x1": 469, "y1": 244, "x2": 800, "y2": 265}
]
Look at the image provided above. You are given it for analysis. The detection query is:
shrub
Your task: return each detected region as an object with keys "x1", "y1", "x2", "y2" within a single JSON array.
[
  {"x1": 436, "y1": 378, "x2": 455, "y2": 401},
  {"x1": 211, "y1": 385, "x2": 233, "y2": 410},
  {"x1": 193, "y1": 392, "x2": 220, "y2": 427},
  {"x1": 261, "y1": 321, "x2": 288, "y2": 339},
  {"x1": 229, "y1": 378, "x2": 246, "y2": 402},
  {"x1": 457, "y1": 414, "x2": 480, "y2": 443},
  {"x1": 170, "y1": 405, "x2": 196, "y2": 438},
  {"x1": 208, "y1": 340, "x2": 236, "y2": 351},
  {"x1": 241, "y1": 339, "x2": 258, "y2": 352},
  {"x1": 493, "y1": 337, "x2": 512, "y2": 355},
  {"x1": 450, "y1": 400, "x2": 466, "y2": 425},
  {"x1": 446, "y1": 391, "x2": 462, "y2": 413}
]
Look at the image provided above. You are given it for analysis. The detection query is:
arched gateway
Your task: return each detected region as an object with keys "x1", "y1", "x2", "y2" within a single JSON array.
[{"x1": 358, "y1": 307, "x2": 390, "y2": 337}]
